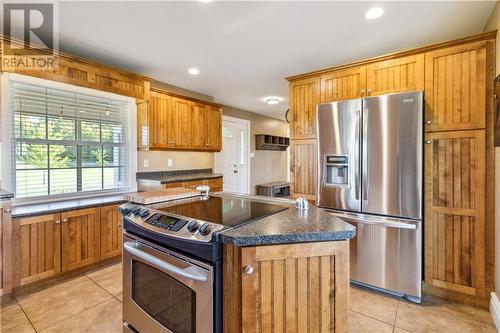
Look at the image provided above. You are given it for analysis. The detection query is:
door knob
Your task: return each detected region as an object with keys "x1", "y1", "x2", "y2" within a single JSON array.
[
  {"x1": 234, "y1": 170, "x2": 238, "y2": 173},
  {"x1": 245, "y1": 265, "x2": 254, "y2": 275}
]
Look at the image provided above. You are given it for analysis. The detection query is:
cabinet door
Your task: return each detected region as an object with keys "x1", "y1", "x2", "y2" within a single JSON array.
[
  {"x1": 183, "y1": 180, "x2": 205, "y2": 189},
  {"x1": 289, "y1": 77, "x2": 320, "y2": 139},
  {"x1": 223, "y1": 241, "x2": 349, "y2": 333},
  {"x1": 191, "y1": 102, "x2": 209, "y2": 150},
  {"x1": 61, "y1": 208, "x2": 100, "y2": 272},
  {"x1": 366, "y1": 54, "x2": 424, "y2": 96},
  {"x1": 208, "y1": 106, "x2": 222, "y2": 151},
  {"x1": 320, "y1": 66, "x2": 366, "y2": 102},
  {"x1": 424, "y1": 42, "x2": 486, "y2": 131},
  {"x1": 170, "y1": 97, "x2": 192, "y2": 149},
  {"x1": 161, "y1": 181, "x2": 184, "y2": 189},
  {"x1": 100, "y1": 205, "x2": 122, "y2": 260},
  {"x1": 424, "y1": 130, "x2": 485, "y2": 297},
  {"x1": 149, "y1": 92, "x2": 171, "y2": 148},
  {"x1": 290, "y1": 139, "x2": 317, "y2": 201},
  {"x1": 14, "y1": 214, "x2": 61, "y2": 286},
  {"x1": 136, "y1": 101, "x2": 149, "y2": 150},
  {"x1": 204, "y1": 178, "x2": 223, "y2": 192}
]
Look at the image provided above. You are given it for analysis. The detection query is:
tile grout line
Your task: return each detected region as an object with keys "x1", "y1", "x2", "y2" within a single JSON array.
[
  {"x1": 84, "y1": 274, "x2": 121, "y2": 303},
  {"x1": 14, "y1": 299, "x2": 39, "y2": 333},
  {"x1": 350, "y1": 308, "x2": 395, "y2": 328},
  {"x1": 37, "y1": 298, "x2": 114, "y2": 332}
]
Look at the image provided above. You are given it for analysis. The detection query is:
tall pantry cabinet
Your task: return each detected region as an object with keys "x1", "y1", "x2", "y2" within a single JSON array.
[{"x1": 286, "y1": 31, "x2": 496, "y2": 306}]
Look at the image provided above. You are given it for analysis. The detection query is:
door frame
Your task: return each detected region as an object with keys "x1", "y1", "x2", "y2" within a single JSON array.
[{"x1": 216, "y1": 115, "x2": 251, "y2": 194}]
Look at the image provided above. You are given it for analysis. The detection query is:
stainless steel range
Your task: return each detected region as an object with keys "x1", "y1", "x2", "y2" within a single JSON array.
[{"x1": 120, "y1": 193, "x2": 288, "y2": 333}]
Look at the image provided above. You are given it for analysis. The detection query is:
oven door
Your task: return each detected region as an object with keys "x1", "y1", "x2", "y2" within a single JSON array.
[{"x1": 123, "y1": 234, "x2": 213, "y2": 333}]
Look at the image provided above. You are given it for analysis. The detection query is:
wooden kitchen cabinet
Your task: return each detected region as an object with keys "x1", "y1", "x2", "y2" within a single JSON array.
[
  {"x1": 190, "y1": 103, "x2": 222, "y2": 151},
  {"x1": 320, "y1": 66, "x2": 366, "y2": 102},
  {"x1": 290, "y1": 139, "x2": 317, "y2": 201},
  {"x1": 149, "y1": 91, "x2": 172, "y2": 149},
  {"x1": 224, "y1": 241, "x2": 349, "y2": 333},
  {"x1": 204, "y1": 177, "x2": 223, "y2": 192},
  {"x1": 289, "y1": 77, "x2": 320, "y2": 139},
  {"x1": 424, "y1": 130, "x2": 486, "y2": 298},
  {"x1": 365, "y1": 54, "x2": 424, "y2": 96},
  {"x1": 100, "y1": 204, "x2": 123, "y2": 260},
  {"x1": 207, "y1": 105, "x2": 222, "y2": 151},
  {"x1": 170, "y1": 97, "x2": 192, "y2": 149},
  {"x1": 61, "y1": 208, "x2": 101, "y2": 272},
  {"x1": 13, "y1": 214, "x2": 61, "y2": 286},
  {"x1": 424, "y1": 41, "x2": 486, "y2": 132},
  {"x1": 137, "y1": 101, "x2": 149, "y2": 150}
]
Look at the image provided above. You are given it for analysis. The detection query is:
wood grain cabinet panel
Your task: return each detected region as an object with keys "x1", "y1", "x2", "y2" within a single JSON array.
[
  {"x1": 61, "y1": 208, "x2": 100, "y2": 272},
  {"x1": 224, "y1": 241, "x2": 349, "y2": 333},
  {"x1": 100, "y1": 205, "x2": 122, "y2": 260},
  {"x1": 320, "y1": 66, "x2": 367, "y2": 102},
  {"x1": 290, "y1": 77, "x2": 320, "y2": 139},
  {"x1": 424, "y1": 130, "x2": 485, "y2": 297},
  {"x1": 208, "y1": 105, "x2": 222, "y2": 151},
  {"x1": 191, "y1": 102, "x2": 210, "y2": 150},
  {"x1": 136, "y1": 101, "x2": 149, "y2": 150},
  {"x1": 424, "y1": 42, "x2": 486, "y2": 131},
  {"x1": 290, "y1": 139, "x2": 317, "y2": 201},
  {"x1": 170, "y1": 97, "x2": 192, "y2": 149},
  {"x1": 14, "y1": 214, "x2": 61, "y2": 286},
  {"x1": 366, "y1": 54, "x2": 424, "y2": 96},
  {"x1": 149, "y1": 91, "x2": 172, "y2": 149}
]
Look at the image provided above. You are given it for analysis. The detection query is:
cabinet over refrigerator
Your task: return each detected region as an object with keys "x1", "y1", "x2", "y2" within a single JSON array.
[{"x1": 317, "y1": 91, "x2": 423, "y2": 302}]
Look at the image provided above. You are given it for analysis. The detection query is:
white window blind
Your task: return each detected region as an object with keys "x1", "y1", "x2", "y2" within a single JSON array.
[{"x1": 10, "y1": 81, "x2": 130, "y2": 199}]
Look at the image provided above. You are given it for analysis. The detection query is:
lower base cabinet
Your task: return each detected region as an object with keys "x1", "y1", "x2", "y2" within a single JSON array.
[
  {"x1": 14, "y1": 214, "x2": 61, "y2": 287},
  {"x1": 162, "y1": 177, "x2": 223, "y2": 192},
  {"x1": 12, "y1": 204, "x2": 122, "y2": 288},
  {"x1": 223, "y1": 241, "x2": 349, "y2": 333}
]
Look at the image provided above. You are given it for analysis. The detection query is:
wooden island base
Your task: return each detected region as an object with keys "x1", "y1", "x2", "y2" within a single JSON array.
[{"x1": 223, "y1": 241, "x2": 349, "y2": 333}]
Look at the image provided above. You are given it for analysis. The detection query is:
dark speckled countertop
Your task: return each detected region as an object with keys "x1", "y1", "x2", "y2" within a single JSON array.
[
  {"x1": 12, "y1": 194, "x2": 128, "y2": 218},
  {"x1": 136, "y1": 169, "x2": 223, "y2": 184},
  {"x1": 217, "y1": 193, "x2": 356, "y2": 246}
]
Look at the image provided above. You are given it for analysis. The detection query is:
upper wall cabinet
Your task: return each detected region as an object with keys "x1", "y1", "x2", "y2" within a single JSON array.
[
  {"x1": 365, "y1": 54, "x2": 424, "y2": 96},
  {"x1": 2, "y1": 38, "x2": 151, "y2": 101},
  {"x1": 290, "y1": 77, "x2": 320, "y2": 139},
  {"x1": 424, "y1": 42, "x2": 486, "y2": 132},
  {"x1": 320, "y1": 66, "x2": 366, "y2": 103},
  {"x1": 142, "y1": 90, "x2": 222, "y2": 152}
]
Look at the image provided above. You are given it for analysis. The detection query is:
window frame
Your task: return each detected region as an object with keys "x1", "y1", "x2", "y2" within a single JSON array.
[{"x1": 1, "y1": 72, "x2": 137, "y2": 204}]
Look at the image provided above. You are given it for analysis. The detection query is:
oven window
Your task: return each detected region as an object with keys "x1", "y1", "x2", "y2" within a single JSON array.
[{"x1": 132, "y1": 260, "x2": 196, "y2": 333}]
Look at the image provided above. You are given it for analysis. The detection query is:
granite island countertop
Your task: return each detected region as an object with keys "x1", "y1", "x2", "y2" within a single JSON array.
[
  {"x1": 136, "y1": 169, "x2": 223, "y2": 184},
  {"x1": 216, "y1": 193, "x2": 356, "y2": 246}
]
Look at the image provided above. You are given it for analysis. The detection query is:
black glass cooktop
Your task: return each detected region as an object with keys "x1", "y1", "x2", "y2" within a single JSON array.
[{"x1": 151, "y1": 195, "x2": 288, "y2": 228}]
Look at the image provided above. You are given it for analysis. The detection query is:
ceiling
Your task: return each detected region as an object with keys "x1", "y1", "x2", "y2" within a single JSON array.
[{"x1": 36, "y1": 2, "x2": 500, "y2": 119}]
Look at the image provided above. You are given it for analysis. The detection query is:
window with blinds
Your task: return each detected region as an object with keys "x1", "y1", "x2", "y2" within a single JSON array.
[{"x1": 10, "y1": 81, "x2": 130, "y2": 199}]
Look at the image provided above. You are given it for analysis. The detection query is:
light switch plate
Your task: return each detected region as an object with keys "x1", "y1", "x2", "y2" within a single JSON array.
[
  {"x1": 250, "y1": 152, "x2": 255, "y2": 158},
  {"x1": 167, "y1": 159, "x2": 173, "y2": 167},
  {"x1": 143, "y1": 159, "x2": 149, "y2": 168}
]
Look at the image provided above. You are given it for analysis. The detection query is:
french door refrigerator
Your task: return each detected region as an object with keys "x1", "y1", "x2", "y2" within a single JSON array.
[{"x1": 317, "y1": 91, "x2": 423, "y2": 302}]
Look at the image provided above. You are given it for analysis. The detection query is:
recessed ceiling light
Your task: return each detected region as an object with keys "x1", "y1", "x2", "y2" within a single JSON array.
[
  {"x1": 188, "y1": 68, "x2": 200, "y2": 75},
  {"x1": 365, "y1": 7, "x2": 384, "y2": 20},
  {"x1": 198, "y1": 0, "x2": 213, "y2": 3},
  {"x1": 265, "y1": 98, "x2": 280, "y2": 105}
]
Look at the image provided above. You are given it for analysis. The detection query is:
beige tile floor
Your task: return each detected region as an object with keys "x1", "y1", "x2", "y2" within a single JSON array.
[{"x1": 1, "y1": 262, "x2": 498, "y2": 333}]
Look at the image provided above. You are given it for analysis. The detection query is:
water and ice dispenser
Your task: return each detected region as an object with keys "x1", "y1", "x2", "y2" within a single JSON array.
[{"x1": 324, "y1": 155, "x2": 349, "y2": 187}]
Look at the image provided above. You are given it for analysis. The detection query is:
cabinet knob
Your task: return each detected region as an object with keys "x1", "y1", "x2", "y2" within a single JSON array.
[
  {"x1": 361, "y1": 89, "x2": 365, "y2": 96},
  {"x1": 3, "y1": 208, "x2": 11, "y2": 213},
  {"x1": 426, "y1": 120, "x2": 432, "y2": 125},
  {"x1": 55, "y1": 220, "x2": 60, "y2": 224},
  {"x1": 62, "y1": 218, "x2": 69, "y2": 223},
  {"x1": 425, "y1": 140, "x2": 432, "y2": 144},
  {"x1": 367, "y1": 88, "x2": 372, "y2": 94},
  {"x1": 244, "y1": 265, "x2": 254, "y2": 275}
]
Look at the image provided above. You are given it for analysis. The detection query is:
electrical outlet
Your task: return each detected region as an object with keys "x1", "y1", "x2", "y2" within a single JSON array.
[
  {"x1": 143, "y1": 159, "x2": 149, "y2": 168},
  {"x1": 167, "y1": 159, "x2": 173, "y2": 167}
]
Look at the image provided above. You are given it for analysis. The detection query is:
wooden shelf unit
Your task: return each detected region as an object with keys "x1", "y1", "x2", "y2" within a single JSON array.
[{"x1": 255, "y1": 134, "x2": 290, "y2": 151}]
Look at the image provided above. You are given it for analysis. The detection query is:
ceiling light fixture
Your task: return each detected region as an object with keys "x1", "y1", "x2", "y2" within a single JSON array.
[
  {"x1": 265, "y1": 98, "x2": 280, "y2": 105},
  {"x1": 188, "y1": 68, "x2": 200, "y2": 75},
  {"x1": 365, "y1": 7, "x2": 384, "y2": 20},
  {"x1": 198, "y1": 0, "x2": 213, "y2": 3}
]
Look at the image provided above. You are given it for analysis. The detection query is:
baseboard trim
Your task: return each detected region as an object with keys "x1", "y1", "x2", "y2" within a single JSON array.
[{"x1": 490, "y1": 292, "x2": 500, "y2": 331}]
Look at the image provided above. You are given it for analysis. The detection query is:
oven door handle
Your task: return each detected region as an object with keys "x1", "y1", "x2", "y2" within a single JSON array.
[{"x1": 124, "y1": 242, "x2": 208, "y2": 282}]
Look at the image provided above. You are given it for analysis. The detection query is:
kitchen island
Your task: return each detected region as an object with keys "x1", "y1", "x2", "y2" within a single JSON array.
[{"x1": 219, "y1": 194, "x2": 355, "y2": 333}]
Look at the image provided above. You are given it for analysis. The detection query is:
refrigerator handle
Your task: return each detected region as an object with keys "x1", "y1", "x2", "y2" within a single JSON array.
[
  {"x1": 362, "y1": 107, "x2": 368, "y2": 201},
  {"x1": 354, "y1": 109, "x2": 360, "y2": 200}
]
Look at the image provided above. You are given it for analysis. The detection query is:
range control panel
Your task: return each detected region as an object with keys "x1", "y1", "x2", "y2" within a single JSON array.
[{"x1": 119, "y1": 203, "x2": 223, "y2": 242}]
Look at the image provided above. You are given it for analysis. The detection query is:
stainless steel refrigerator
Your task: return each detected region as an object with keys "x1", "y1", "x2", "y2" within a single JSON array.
[{"x1": 317, "y1": 91, "x2": 423, "y2": 302}]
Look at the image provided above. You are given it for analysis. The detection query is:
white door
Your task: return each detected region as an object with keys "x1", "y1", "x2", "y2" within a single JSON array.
[{"x1": 214, "y1": 117, "x2": 250, "y2": 193}]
